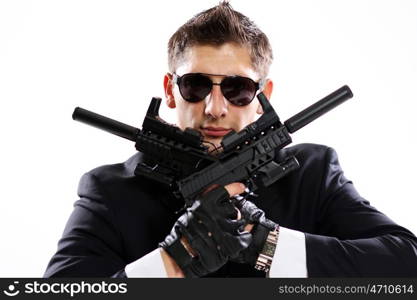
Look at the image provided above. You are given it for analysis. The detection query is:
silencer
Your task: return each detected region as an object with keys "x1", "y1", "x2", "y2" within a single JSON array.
[
  {"x1": 284, "y1": 85, "x2": 353, "y2": 133},
  {"x1": 72, "y1": 107, "x2": 139, "y2": 141}
]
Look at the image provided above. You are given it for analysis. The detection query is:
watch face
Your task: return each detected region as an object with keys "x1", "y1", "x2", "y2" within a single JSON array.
[{"x1": 264, "y1": 242, "x2": 276, "y2": 257}]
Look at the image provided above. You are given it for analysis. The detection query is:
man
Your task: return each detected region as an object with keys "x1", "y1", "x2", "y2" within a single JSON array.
[{"x1": 44, "y1": 2, "x2": 417, "y2": 277}]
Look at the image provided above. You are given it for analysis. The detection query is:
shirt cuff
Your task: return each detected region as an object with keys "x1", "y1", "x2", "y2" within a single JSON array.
[
  {"x1": 125, "y1": 248, "x2": 168, "y2": 278},
  {"x1": 269, "y1": 227, "x2": 307, "y2": 277}
]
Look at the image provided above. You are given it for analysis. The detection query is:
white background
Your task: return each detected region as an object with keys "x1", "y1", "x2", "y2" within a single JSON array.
[{"x1": 0, "y1": 0, "x2": 416, "y2": 277}]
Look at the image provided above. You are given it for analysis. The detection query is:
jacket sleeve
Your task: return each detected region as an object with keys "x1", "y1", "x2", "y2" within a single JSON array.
[
  {"x1": 305, "y1": 147, "x2": 417, "y2": 276},
  {"x1": 44, "y1": 173, "x2": 127, "y2": 277}
]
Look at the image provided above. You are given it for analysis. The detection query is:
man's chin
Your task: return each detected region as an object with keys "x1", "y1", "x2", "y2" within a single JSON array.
[{"x1": 202, "y1": 137, "x2": 223, "y2": 154}]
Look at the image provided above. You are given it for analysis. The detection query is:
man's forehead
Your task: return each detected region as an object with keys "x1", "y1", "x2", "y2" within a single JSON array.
[{"x1": 175, "y1": 43, "x2": 259, "y2": 79}]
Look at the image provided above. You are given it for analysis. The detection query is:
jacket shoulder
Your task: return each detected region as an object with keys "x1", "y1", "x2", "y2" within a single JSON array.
[
  {"x1": 77, "y1": 152, "x2": 141, "y2": 199},
  {"x1": 278, "y1": 143, "x2": 332, "y2": 165}
]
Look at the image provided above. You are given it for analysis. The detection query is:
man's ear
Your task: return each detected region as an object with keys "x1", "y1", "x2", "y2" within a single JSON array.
[
  {"x1": 257, "y1": 79, "x2": 273, "y2": 114},
  {"x1": 164, "y1": 73, "x2": 176, "y2": 109}
]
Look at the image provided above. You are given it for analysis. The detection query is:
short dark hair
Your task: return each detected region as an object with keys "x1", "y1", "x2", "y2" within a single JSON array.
[{"x1": 167, "y1": 1, "x2": 273, "y2": 79}]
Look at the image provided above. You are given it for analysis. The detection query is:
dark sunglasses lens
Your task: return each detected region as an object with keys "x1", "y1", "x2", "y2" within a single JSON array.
[
  {"x1": 221, "y1": 77, "x2": 257, "y2": 106},
  {"x1": 179, "y1": 74, "x2": 212, "y2": 102}
]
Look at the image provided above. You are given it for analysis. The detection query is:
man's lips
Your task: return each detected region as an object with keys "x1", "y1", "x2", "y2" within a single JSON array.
[{"x1": 201, "y1": 127, "x2": 232, "y2": 137}]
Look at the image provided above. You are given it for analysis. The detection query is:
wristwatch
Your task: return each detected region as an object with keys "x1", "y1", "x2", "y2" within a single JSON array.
[{"x1": 254, "y1": 225, "x2": 280, "y2": 273}]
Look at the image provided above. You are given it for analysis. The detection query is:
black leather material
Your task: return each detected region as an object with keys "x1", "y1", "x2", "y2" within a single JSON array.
[
  {"x1": 159, "y1": 187, "x2": 252, "y2": 277},
  {"x1": 232, "y1": 200, "x2": 277, "y2": 266},
  {"x1": 236, "y1": 199, "x2": 277, "y2": 230}
]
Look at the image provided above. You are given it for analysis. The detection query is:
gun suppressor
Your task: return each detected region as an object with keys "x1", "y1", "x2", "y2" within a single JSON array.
[
  {"x1": 284, "y1": 85, "x2": 353, "y2": 133},
  {"x1": 72, "y1": 107, "x2": 139, "y2": 141}
]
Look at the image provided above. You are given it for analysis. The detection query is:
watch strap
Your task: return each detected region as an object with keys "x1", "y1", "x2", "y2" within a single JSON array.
[{"x1": 254, "y1": 224, "x2": 280, "y2": 272}]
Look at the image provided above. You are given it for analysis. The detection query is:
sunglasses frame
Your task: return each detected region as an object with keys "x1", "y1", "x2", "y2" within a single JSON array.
[{"x1": 172, "y1": 72, "x2": 264, "y2": 106}]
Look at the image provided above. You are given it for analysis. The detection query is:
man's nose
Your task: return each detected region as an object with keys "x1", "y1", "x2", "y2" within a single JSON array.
[{"x1": 204, "y1": 84, "x2": 228, "y2": 119}]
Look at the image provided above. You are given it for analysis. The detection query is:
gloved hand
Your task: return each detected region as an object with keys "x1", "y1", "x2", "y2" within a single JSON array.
[
  {"x1": 232, "y1": 199, "x2": 278, "y2": 267},
  {"x1": 159, "y1": 186, "x2": 252, "y2": 277}
]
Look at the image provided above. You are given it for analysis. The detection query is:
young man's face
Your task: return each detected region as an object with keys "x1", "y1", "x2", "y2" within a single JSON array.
[{"x1": 164, "y1": 42, "x2": 273, "y2": 152}]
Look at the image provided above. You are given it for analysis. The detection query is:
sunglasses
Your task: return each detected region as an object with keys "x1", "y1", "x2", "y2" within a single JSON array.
[{"x1": 172, "y1": 73, "x2": 263, "y2": 106}]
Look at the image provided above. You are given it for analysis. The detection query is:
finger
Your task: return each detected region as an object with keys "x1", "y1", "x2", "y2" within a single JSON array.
[
  {"x1": 224, "y1": 182, "x2": 245, "y2": 197},
  {"x1": 202, "y1": 184, "x2": 220, "y2": 195},
  {"x1": 243, "y1": 223, "x2": 254, "y2": 232},
  {"x1": 236, "y1": 207, "x2": 241, "y2": 220}
]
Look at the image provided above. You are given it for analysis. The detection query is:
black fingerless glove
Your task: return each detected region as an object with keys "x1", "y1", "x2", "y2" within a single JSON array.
[
  {"x1": 159, "y1": 187, "x2": 252, "y2": 277},
  {"x1": 232, "y1": 200, "x2": 278, "y2": 267}
]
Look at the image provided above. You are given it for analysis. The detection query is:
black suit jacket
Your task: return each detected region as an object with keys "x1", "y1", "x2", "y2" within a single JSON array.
[{"x1": 44, "y1": 143, "x2": 417, "y2": 277}]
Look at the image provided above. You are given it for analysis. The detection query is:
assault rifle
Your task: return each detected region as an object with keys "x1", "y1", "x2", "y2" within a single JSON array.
[{"x1": 73, "y1": 85, "x2": 353, "y2": 206}]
